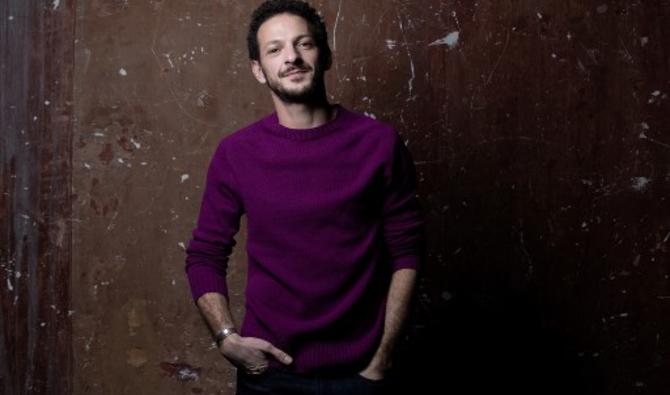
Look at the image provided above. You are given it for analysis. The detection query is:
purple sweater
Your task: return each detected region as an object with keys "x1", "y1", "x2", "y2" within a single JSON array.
[{"x1": 184, "y1": 104, "x2": 424, "y2": 375}]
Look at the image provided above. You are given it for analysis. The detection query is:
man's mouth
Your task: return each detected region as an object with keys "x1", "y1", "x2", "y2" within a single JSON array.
[{"x1": 283, "y1": 68, "x2": 309, "y2": 77}]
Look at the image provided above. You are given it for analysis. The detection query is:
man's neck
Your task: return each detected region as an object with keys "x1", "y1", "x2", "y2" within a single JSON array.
[{"x1": 272, "y1": 99, "x2": 335, "y2": 130}]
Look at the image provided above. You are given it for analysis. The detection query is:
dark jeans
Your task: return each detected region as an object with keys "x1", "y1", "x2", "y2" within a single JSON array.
[{"x1": 235, "y1": 366, "x2": 392, "y2": 395}]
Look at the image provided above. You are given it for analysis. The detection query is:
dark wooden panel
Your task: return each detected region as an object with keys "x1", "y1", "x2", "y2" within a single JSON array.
[{"x1": 0, "y1": 0, "x2": 75, "y2": 394}]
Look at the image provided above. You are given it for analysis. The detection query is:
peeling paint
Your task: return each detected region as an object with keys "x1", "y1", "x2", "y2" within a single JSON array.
[
  {"x1": 429, "y1": 31, "x2": 460, "y2": 48},
  {"x1": 159, "y1": 362, "x2": 201, "y2": 382},
  {"x1": 631, "y1": 177, "x2": 651, "y2": 192}
]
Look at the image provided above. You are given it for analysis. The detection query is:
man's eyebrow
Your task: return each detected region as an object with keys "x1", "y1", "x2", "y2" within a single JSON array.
[
  {"x1": 264, "y1": 39, "x2": 282, "y2": 47},
  {"x1": 264, "y1": 34, "x2": 313, "y2": 48}
]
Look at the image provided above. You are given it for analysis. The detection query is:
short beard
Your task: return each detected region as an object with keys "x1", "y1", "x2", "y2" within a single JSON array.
[{"x1": 262, "y1": 61, "x2": 327, "y2": 104}]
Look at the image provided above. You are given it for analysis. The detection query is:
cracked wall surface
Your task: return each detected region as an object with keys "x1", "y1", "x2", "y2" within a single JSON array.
[{"x1": 2, "y1": 1, "x2": 669, "y2": 394}]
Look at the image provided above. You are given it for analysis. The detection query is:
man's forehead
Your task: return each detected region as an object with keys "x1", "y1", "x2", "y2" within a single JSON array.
[{"x1": 257, "y1": 13, "x2": 312, "y2": 43}]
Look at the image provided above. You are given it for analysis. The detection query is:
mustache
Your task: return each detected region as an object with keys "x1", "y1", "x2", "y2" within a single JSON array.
[{"x1": 281, "y1": 65, "x2": 312, "y2": 77}]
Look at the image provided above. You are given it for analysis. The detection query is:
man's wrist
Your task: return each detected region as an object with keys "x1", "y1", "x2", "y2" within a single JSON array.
[{"x1": 214, "y1": 327, "x2": 238, "y2": 347}]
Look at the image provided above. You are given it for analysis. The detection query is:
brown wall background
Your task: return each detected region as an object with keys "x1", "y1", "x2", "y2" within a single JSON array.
[{"x1": 2, "y1": 0, "x2": 669, "y2": 394}]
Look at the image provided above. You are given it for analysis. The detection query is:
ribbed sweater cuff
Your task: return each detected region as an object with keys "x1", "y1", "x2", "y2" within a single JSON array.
[
  {"x1": 391, "y1": 254, "x2": 420, "y2": 272},
  {"x1": 186, "y1": 266, "x2": 229, "y2": 304}
]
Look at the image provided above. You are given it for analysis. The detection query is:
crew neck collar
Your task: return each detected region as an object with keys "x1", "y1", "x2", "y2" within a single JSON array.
[{"x1": 260, "y1": 104, "x2": 346, "y2": 141}]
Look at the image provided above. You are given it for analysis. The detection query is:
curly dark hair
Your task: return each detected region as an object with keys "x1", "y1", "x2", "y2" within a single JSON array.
[{"x1": 247, "y1": 0, "x2": 331, "y2": 68}]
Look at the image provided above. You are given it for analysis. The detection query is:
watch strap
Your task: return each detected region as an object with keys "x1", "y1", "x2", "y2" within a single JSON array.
[{"x1": 214, "y1": 327, "x2": 237, "y2": 347}]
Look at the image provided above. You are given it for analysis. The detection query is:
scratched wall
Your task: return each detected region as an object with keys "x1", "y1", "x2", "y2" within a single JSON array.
[{"x1": 2, "y1": 0, "x2": 668, "y2": 394}]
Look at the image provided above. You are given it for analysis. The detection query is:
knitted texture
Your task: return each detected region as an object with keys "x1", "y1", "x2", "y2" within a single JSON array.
[{"x1": 185, "y1": 105, "x2": 424, "y2": 374}]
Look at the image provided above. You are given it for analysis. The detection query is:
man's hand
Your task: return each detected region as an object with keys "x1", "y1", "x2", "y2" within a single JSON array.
[{"x1": 219, "y1": 334, "x2": 293, "y2": 374}]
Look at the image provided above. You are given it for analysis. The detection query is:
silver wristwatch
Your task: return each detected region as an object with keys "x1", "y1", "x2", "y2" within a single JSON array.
[{"x1": 214, "y1": 327, "x2": 237, "y2": 347}]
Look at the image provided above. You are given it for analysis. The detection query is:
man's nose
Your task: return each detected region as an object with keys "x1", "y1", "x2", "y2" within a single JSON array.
[{"x1": 284, "y1": 45, "x2": 302, "y2": 64}]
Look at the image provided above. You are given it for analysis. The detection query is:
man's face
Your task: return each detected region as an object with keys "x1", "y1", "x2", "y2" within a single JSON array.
[{"x1": 251, "y1": 13, "x2": 326, "y2": 103}]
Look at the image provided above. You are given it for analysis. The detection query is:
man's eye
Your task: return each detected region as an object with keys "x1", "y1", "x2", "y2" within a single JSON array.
[
  {"x1": 267, "y1": 48, "x2": 279, "y2": 54},
  {"x1": 300, "y1": 42, "x2": 314, "y2": 48}
]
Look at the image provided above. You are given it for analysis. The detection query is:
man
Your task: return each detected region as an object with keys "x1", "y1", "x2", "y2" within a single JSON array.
[{"x1": 184, "y1": 1, "x2": 425, "y2": 394}]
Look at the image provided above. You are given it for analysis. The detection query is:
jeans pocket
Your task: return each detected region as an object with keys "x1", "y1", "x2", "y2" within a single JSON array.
[{"x1": 236, "y1": 368, "x2": 277, "y2": 394}]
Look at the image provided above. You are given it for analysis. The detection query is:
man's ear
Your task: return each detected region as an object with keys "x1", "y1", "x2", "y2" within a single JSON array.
[{"x1": 250, "y1": 60, "x2": 267, "y2": 84}]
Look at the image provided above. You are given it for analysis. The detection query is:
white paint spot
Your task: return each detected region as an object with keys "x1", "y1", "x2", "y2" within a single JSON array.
[
  {"x1": 196, "y1": 91, "x2": 209, "y2": 107},
  {"x1": 140, "y1": 162, "x2": 148, "y2": 166},
  {"x1": 93, "y1": 132, "x2": 105, "y2": 137},
  {"x1": 641, "y1": 122, "x2": 650, "y2": 130},
  {"x1": 429, "y1": 31, "x2": 460, "y2": 48},
  {"x1": 631, "y1": 177, "x2": 651, "y2": 192},
  {"x1": 44, "y1": 100, "x2": 50, "y2": 106},
  {"x1": 385, "y1": 39, "x2": 397, "y2": 50},
  {"x1": 40, "y1": 322, "x2": 46, "y2": 327},
  {"x1": 552, "y1": 53, "x2": 557, "y2": 59},
  {"x1": 619, "y1": 312, "x2": 629, "y2": 318},
  {"x1": 363, "y1": 112, "x2": 377, "y2": 119},
  {"x1": 117, "y1": 158, "x2": 124, "y2": 164},
  {"x1": 177, "y1": 366, "x2": 200, "y2": 381},
  {"x1": 171, "y1": 279, "x2": 176, "y2": 286},
  {"x1": 537, "y1": 12, "x2": 543, "y2": 19},
  {"x1": 130, "y1": 138, "x2": 141, "y2": 149},
  {"x1": 640, "y1": 37, "x2": 649, "y2": 46},
  {"x1": 52, "y1": 0, "x2": 60, "y2": 10},
  {"x1": 33, "y1": 116, "x2": 38, "y2": 121},
  {"x1": 6, "y1": 278, "x2": 13, "y2": 291},
  {"x1": 84, "y1": 163, "x2": 91, "y2": 169},
  {"x1": 596, "y1": 4, "x2": 608, "y2": 13},
  {"x1": 178, "y1": 242, "x2": 186, "y2": 250},
  {"x1": 118, "y1": 68, "x2": 128, "y2": 76},
  {"x1": 180, "y1": 174, "x2": 190, "y2": 183},
  {"x1": 648, "y1": 90, "x2": 664, "y2": 104},
  {"x1": 8, "y1": 15, "x2": 14, "y2": 21},
  {"x1": 68, "y1": 310, "x2": 76, "y2": 316},
  {"x1": 164, "y1": 53, "x2": 175, "y2": 69}
]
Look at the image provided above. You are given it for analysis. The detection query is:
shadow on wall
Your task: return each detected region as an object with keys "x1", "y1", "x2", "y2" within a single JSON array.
[
  {"x1": 390, "y1": 293, "x2": 590, "y2": 395},
  {"x1": 383, "y1": 139, "x2": 598, "y2": 394}
]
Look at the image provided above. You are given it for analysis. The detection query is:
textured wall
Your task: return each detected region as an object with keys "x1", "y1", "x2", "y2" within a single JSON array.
[{"x1": 2, "y1": 0, "x2": 669, "y2": 394}]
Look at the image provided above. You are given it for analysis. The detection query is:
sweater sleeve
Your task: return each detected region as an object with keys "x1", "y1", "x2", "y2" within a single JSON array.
[
  {"x1": 382, "y1": 132, "x2": 426, "y2": 272},
  {"x1": 184, "y1": 141, "x2": 244, "y2": 303}
]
